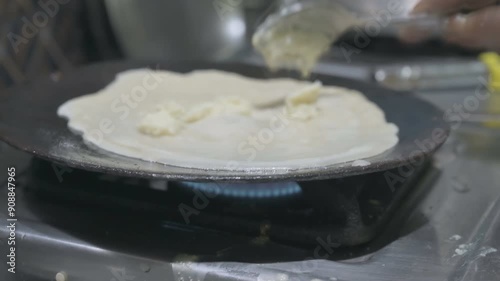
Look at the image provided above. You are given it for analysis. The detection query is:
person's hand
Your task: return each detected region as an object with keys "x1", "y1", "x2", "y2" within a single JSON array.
[{"x1": 401, "y1": 0, "x2": 500, "y2": 51}]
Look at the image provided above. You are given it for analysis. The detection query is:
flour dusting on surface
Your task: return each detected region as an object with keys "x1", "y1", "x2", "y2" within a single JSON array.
[
  {"x1": 449, "y1": 235, "x2": 462, "y2": 241},
  {"x1": 257, "y1": 273, "x2": 289, "y2": 281},
  {"x1": 478, "y1": 247, "x2": 497, "y2": 257},
  {"x1": 454, "y1": 243, "x2": 474, "y2": 256},
  {"x1": 351, "y1": 160, "x2": 371, "y2": 167}
]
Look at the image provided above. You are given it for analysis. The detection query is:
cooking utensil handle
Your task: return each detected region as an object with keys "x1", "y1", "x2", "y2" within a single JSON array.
[{"x1": 388, "y1": 14, "x2": 447, "y2": 36}]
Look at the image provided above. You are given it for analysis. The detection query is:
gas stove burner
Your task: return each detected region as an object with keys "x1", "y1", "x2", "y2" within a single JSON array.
[
  {"x1": 178, "y1": 181, "x2": 302, "y2": 199},
  {"x1": 23, "y1": 158, "x2": 432, "y2": 247}
]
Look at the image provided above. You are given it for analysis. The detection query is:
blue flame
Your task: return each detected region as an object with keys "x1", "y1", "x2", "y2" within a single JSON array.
[{"x1": 179, "y1": 181, "x2": 302, "y2": 198}]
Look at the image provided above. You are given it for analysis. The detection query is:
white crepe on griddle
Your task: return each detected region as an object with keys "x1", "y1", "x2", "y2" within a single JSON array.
[{"x1": 58, "y1": 68, "x2": 398, "y2": 170}]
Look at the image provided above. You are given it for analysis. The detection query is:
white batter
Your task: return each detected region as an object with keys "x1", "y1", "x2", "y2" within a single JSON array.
[
  {"x1": 57, "y1": 69, "x2": 399, "y2": 170},
  {"x1": 252, "y1": 3, "x2": 360, "y2": 77}
]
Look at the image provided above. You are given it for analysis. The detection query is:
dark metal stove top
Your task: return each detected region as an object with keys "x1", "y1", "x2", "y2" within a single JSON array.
[
  {"x1": 19, "y1": 157, "x2": 428, "y2": 250},
  {"x1": 1, "y1": 120, "x2": 500, "y2": 281},
  {"x1": 1, "y1": 86, "x2": 500, "y2": 281}
]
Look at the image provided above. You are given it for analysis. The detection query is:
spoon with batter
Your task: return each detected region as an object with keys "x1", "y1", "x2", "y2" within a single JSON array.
[{"x1": 252, "y1": 1, "x2": 444, "y2": 77}]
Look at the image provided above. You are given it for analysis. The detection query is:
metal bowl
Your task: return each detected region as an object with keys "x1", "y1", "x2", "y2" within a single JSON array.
[{"x1": 104, "y1": 0, "x2": 248, "y2": 61}]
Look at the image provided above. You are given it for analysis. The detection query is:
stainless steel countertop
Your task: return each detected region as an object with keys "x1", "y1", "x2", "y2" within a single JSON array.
[
  {"x1": 1, "y1": 82, "x2": 500, "y2": 281},
  {"x1": 234, "y1": 48, "x2": 488, "y2": 92}
]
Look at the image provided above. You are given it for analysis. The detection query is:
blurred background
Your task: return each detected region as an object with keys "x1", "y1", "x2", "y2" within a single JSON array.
[
  {"x1": 0, "y1": 0, "x2": 488, "y2": 93},
  {"x1": 0, "y1": 0, "x2": 122, "y2": 89}
]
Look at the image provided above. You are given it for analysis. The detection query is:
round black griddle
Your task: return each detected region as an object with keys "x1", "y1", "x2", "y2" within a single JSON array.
[{"x1": 0, "y1": 61, "x2": 449, "y2": 182}]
